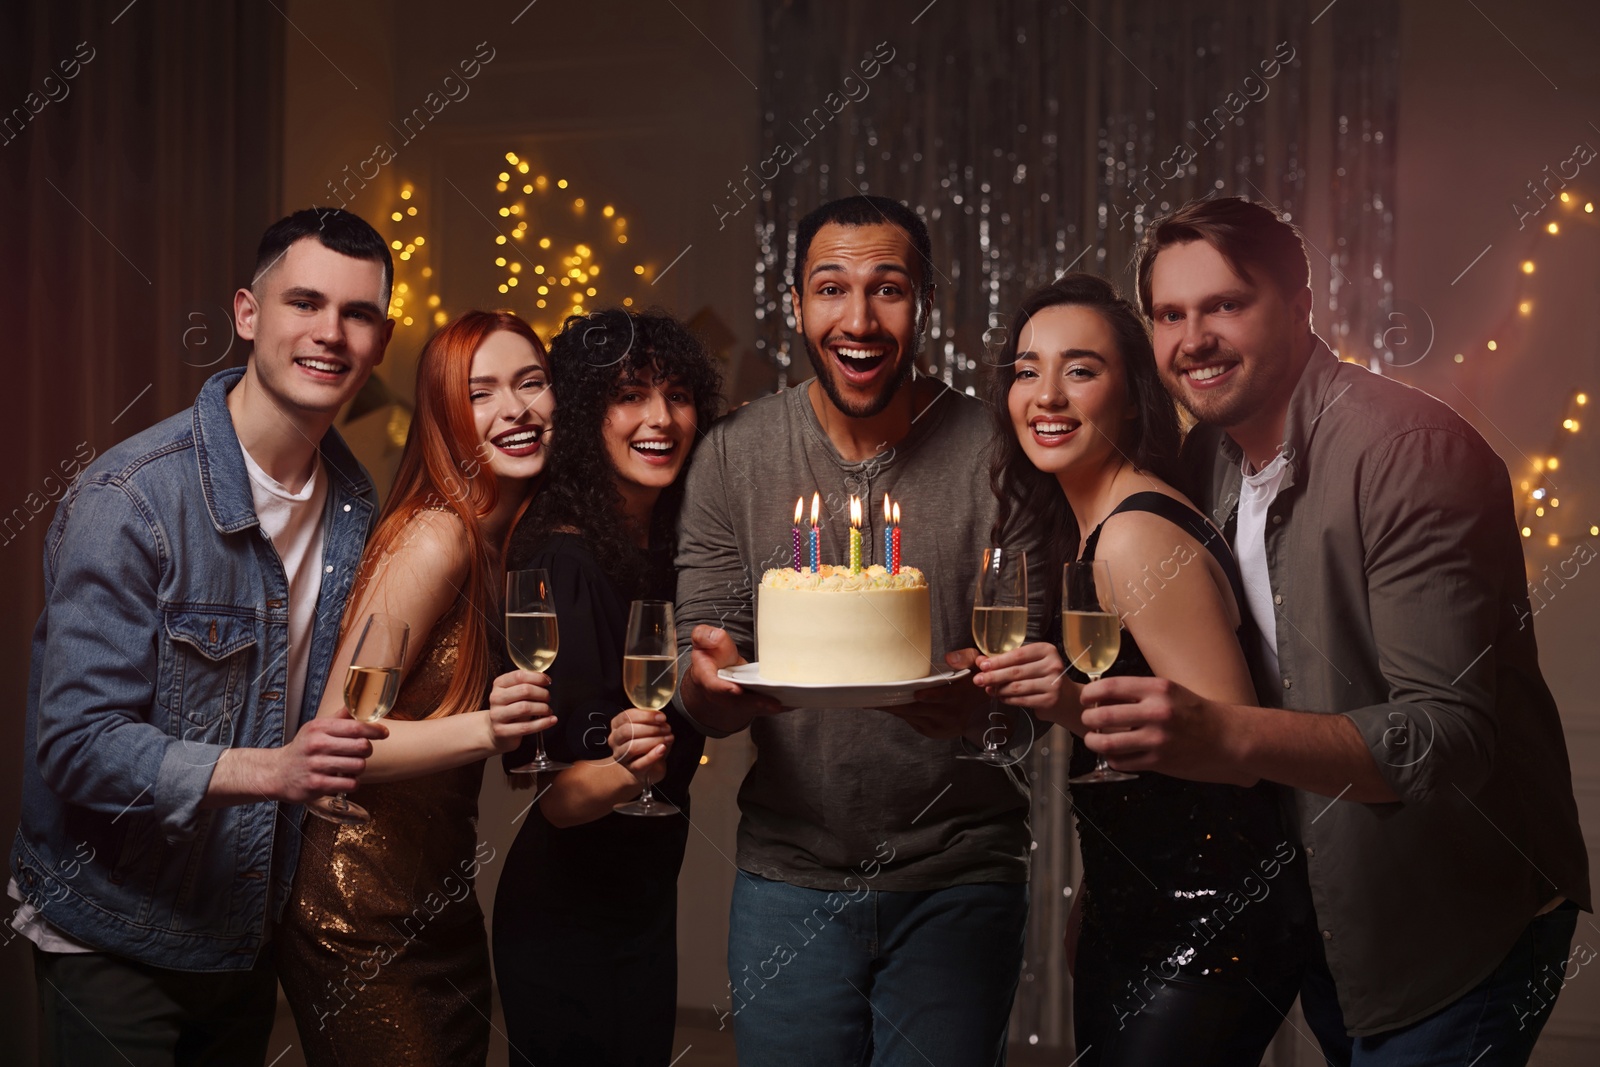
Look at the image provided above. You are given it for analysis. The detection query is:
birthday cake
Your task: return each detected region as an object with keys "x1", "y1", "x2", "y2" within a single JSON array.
[{"x1": 757, "y1": 564, "x2": 932, "y2": 684}]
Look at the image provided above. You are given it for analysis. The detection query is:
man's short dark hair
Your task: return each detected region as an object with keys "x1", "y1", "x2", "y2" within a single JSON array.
[
  {"x1": 1134, "y1": 196, "x2": 1310, "y2": 317},
  {"x1": 253, "y1": 207, "x2": 394, "y2": 307},
  {"x1": 792, "y1": 195, "x2": 935, "y2": 301}
]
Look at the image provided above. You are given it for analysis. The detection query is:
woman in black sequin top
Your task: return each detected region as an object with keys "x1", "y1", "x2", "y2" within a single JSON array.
[{"x1": 969, "y1": 275, "x2": 1310, "y2": 1065}]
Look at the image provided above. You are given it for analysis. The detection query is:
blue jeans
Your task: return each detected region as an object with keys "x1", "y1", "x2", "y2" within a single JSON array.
[
  {"x1": 724, "y1": 873, "x2": 1028, "y2": 1067},
  {"x1": 1301, "y1": 901, "x2": 1580, "y2": 1065}
]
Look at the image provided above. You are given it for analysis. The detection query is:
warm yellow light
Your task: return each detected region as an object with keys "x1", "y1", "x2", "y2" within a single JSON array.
[
  {"x1": 422, "y1": 267, "x2": 433, "y2": 278},
  {"x1": 1587, "y1": 202, "x2": 1595, "y2": 213},
  {"x1": 403, "y1": 244, "x2": 414, "y2": 254},
  {"x1": 1567, "y1": 420, "x2": 1580, "y2": 432},
  {"x1": 428, "y1": 294, "x2": 440, "y2": 307},
  {"x1": 508, "y1": 277, "x2": 518, "y2": 287},
  {"x1": 1548, "y1": 457, "x2": 1560, "y2": 470},
  {"x1": 1560, "y1": 192, "x2": 1571, "y2": 203},
  {"x1": 534, "y1": 265, "x2": 544, "y2": 274},
  {"x1": 1548, "y1": 222, "x2": 1559, "y2": 234},
  {"x1": 518, "y1": 161, "x2": 530, "y2": 174},
  {"x1": 510, "y1": 263, "x2": 522, "y2": 273},
  {"x1": 1550, "y1": 498, "x2": 1560, "y2": 507},
  {"x1": 434, "y1": 310, "x2": 447, "y2": 326},
  {"x1": 496, "y1": 235, "x2": 507, "y2": 245},
  {"x1": 634, "y1": 265, "x2": 645, "y2": 275},
  {"x1": 406, "y1": 206, "x2": 417, "y2": 216},
  {"x1": 495, "y1": 257, "x2": 507, "y2": 267},
  {"x1": 499, "y1": 171, "x2": 511, "y2": 182},
  {"x1": 1519, "y1": 301, "x2": 1532, "y2": 315},
  {"x1": 574, "y1": 198, "x2": 585, "y2": 209},
  {"x1": 498, "y1": 207, "x2": 510, "y2": 217},
  {"x1": 603, "y1": 205, "x2": 615, "y2": 217},
  {"x1": 590, "y1": 264, "x2": 599, "y2": 276},
  {"x1": 560, "y1": 277, "x2": 570, "y2": 286},
  {"x1": 536, "y1": 176, "x2": 548, "y2": 190},
  {"x1": 522, "y1": 184, "x2": 533, "y2": 194},
  {"x1": 1522, "y1": 260, "x2": 1535, "y2": 273},
  {"x1": 402, "y1": 316, "x2": 413, "y2": 326},
  {"x1": 569, "y1": 268, "x2": 581, "y2": 279},
  {"x1": 618, "y1": 234, "x2": 628, "y2": 243},
  {"x1": 400, "y1": 188, "x2": 412, "y2": 200},
  {"x1": 1536, "y1": 506, "x2": 1545, "y2": 516},
  {"x1": 510, "y1": 204, "x2": 522, "y2": 215},
  {"x1": 539, "y1": 237, "x2": 551, "y2": 249},
  {"x1": 1487, "y1": 340, "x2": 1498, "y2": 351},
  {"x1": 536, "y1": 299, "x2": 546, "y2": 308},
  {"x1": 499, "y1": 283, "x2": 509, "y2": 294},
  {"x1": 586, "y1": 287, "x2": 597, "y2": 296},
  {"x1": 1535, "y1": 458, "x2": 1545, "y2": 471},
  {"x1": 399, "y1": 251, "x2": 411, "y2": 261},
  {"x1": 1548, "y1": 534, "x2": 1560, "y2": 547},
  {"x1": 1453, "y1": 353, "x2": 1465, "y2": 364},
  {"x1": 557, "y1": 179, "x2": 568, "y2": 189},
  {"x1": 391, "y1": 212, "x2": 403, "y2": 222},
  {"x1": 537, "y1": 286, "x2": 548, "y2": 295},
  {"x1": 1522, "y1": 527, "x2": 1532, "y2": 537},
  {"x1": 1520, "y1": 480, "x2": 1530, "y2": 491},
  {"x1": 505, "y1": 152, "x2": 518, "y2": 164},
  {"x1": 496, "y1": 182, "x2": 508, "y2": 192},
  {"x1": 699, "y1": 754, "x2": 709, "y2": 765},
  {"x1": 1591, "y1": 525, "x2": 1599, "y2": 536},
  {"x1": 1578, "y1": 393, "x2": 1589, "y2": 405},
  {"x1": 623, "y1": 297, "x2": 633, "y2": 307},
  {"x1": 397, "y1": 283, "x2": 409, "y2": 293},
  {"x1": 576, "y1": 244, "x2": 591, "y2": 257}
]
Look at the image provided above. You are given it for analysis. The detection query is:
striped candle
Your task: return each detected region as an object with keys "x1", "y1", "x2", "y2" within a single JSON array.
[
  {"x1": 892, "y1": 502, "x2": 901, "y2": 575},
  {"x1": 848, "y1": 496, "x2": 862, "y2": 575},
  {"x1": 882, "y1": 494, "x2": 893, "y2": 570},
  {"x1": 809, "y1": 492, "x2": 820, "y2": 571},
  {"x1": 792, "y1": 497, "x2": 804, "y2": 571}
]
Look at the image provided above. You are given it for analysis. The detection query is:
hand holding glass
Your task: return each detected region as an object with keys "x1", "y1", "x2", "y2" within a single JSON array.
[
  {"x1": 961, "y1": 547, "x2": 1027, "y2": 764},
  {"x1": 615, "y1": 600, "x2": 680, "y2": 817},
  {"x1": 506, "y1": 569, "x2": 569, "y2": 773},
  {"x1": 309, "y1": 613, "x2": 408, "y2": 825},
  {"x1": 1064, "y1": 560, "x2": 1135, "y2": 785}
]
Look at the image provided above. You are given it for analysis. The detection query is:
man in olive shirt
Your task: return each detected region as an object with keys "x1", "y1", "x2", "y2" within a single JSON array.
[
  {"x1": 676, "y1": 195, "x2": 1031, "y2": 1065},
  {"x1": 1083, "y1": 196, "x2": 1589, "y2": 1063}
]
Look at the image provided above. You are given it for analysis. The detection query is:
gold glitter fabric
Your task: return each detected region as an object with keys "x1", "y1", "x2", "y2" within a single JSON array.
[{"x1": 276, "y1": 595, "x2": 493, "y2": 1066}]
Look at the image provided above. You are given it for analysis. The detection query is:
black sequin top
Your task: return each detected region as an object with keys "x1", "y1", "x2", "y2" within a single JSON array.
[{"x1": 1064, "y1": 493, "x2": 1310, "y2": 983}]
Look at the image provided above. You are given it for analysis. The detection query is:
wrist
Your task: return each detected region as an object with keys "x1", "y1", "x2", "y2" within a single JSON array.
[{"x1": 1220, "y1": 703, "x2": 1261, "y2": 785}]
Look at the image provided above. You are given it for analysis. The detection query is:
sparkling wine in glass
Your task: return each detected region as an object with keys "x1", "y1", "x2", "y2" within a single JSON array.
[
  {"x1": 1064, "y1": 559, "x2": 1135, "y2": 784},
  {"x1": 615, "y1": 600, "x2": 680, "y2": 817},
  {"x1": 506, "y1": 569, "x2": 569, "y2": 774},
  {"x1": 960, "y1": 547, "x2": 1027, "y2": 764},
  {"x1": 309, "y1": 613, "x2": 409, "y2": 825}
]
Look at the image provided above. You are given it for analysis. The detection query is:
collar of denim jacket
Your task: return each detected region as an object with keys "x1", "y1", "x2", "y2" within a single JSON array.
[{"x1": 190, "y1": 366, "x2": 375, "y2": 534}]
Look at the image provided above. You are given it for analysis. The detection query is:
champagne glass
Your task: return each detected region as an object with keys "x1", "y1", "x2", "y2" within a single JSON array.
[
  {"x1": 309, "y1": 613, "x2": 409, "y2": 825},
  {"x1": 614, "y1": 600, "x2": 681, "y2": 817},
  {"x1": 1064, "y1": 559, "x2": 1135, "y2": 784},
  {"x1": 960, "y1": 547, "x2": 1028, "y2": 764},
  {"x1": 506, "y1": 569, "x2": 569, "y2": 774}
]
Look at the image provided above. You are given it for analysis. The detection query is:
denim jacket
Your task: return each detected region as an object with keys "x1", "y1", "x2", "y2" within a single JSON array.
[{"x1": 10, "y1": 366, "x2": 376, "y2": 971}]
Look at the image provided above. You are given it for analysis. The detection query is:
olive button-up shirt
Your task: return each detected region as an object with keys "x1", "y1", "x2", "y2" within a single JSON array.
[{"x1": 1179, "y1": 339, "x2": 1590, "y2": 1035}]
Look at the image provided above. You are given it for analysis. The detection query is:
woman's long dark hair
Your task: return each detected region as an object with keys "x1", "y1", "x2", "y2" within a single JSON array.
[
  {"x1": 986, "y1": 272, "x2": 1182, "y2": 619},
  {"x1": 514, "y1": 307, "x2": 723, "y2": 598}
]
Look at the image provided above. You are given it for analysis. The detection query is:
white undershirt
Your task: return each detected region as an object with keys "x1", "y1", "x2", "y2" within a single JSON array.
[
  {"x1": 8, "y1": 446, "x2": 329, "y2": 954},
  {"x1": 1235, "y1": 451, "x2": 1291, "y2": 681},
  {"x1": 239, "y1": 446, "x2": 328, "y2": 731}
]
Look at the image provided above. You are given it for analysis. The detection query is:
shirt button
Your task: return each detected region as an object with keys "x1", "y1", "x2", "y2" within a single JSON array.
[
  {"x1": 1271, "y1": 515, "x2": 1283, "y2": 526},
  {"x1": 324, "y1": 565, "x2": 333, "y2": 574},
  {"x1": 1306, "y1": 846, "x2": 1315, "y2": 858},
  {"x1": 1283, "y1": 677, "x2": 1293, "y2": 690},
  {"x1": 1273, "y1": 594, "x2": 1283, "y2": 606},
  {"x1": 1322, "y1": 930, "x2": 1333, "y2": 941},
  {"x1": 343, "y1": 504, "x2": 352, "y2": 512}
]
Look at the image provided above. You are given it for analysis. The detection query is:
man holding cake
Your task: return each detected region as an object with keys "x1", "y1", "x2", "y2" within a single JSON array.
[{"x1": 676, "y1": 195, "x2": 1033, "y2": 1065}]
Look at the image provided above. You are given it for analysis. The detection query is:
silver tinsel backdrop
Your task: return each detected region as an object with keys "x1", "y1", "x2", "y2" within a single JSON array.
[{"x1": 751, "y1": 0, "x2": 1398, "y2": 1052}]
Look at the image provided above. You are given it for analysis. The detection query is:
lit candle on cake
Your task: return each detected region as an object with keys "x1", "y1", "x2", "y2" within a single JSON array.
[
  {"x1": 892, "y1": 502, "x2": 901, "y2": 575},
  {"x1": 849, "y1": 496, "x2": 862, "y2": 574},
  {"x1": 882, "y1": 493, "x2": 893, "y2": 570},
  {"x1": 792, "y1": 497, "x2": 804, "y2": 572},
  {"x1": 809, "y1": 492, "x2": 821, "y2": 572}
]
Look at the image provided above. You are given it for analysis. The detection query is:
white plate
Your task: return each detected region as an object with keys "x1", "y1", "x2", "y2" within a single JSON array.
[{"x1": 716, "y1": 663, "x2": 969, "y2": 709}]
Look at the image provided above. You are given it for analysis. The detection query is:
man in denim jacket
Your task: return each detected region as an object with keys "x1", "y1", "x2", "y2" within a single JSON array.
[{"x1": 10, "y1": 208, "x2": 394, "y2": 1064}]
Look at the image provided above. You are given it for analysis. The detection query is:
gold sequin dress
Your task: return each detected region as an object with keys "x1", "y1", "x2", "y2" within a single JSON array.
[{"x1": 276, "y1": 595, "x2": 493, "y2": 1066}]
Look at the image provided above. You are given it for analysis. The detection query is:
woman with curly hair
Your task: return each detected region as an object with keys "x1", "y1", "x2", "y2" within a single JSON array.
[
  {"x1": 275, "y1": 310, "x2": 560, "y2": 1065},
  {"x1": 492, "y1": 307, "x2": 722, "y2": 1067}
]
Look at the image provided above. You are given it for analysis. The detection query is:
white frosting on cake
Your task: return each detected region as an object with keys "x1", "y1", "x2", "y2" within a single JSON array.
[{"x1": 757, "y1": 565, "x2": 931, "y2": 684}]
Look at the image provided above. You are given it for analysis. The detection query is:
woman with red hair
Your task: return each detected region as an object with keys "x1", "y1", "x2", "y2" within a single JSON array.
[{"x1": 276, "y1": 310, "x2": 559, "y2": 1066}]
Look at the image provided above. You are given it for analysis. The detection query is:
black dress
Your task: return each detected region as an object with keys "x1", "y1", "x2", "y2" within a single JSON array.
[
  {"x1": 1064, "y1": 493, "x2": 1311, "y2": 1066},
  {"x1": 491, "y1": 533, "x2": 705, "y2": 1067}
]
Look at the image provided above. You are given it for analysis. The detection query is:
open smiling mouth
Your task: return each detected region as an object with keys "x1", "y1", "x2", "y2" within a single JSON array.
[
  {"x1": 1030, "y1": 417, "x2": 1081, "y2": 443},
  {"x1": 294, "y1": 356, "x2": 348, "y2": 378},
  {"x1": 630, "y1": 440, "x2": 678, "y2": 462},
  {"x1": 832, "y1": 344, "x2": 891, "y2": 377},
  {"x1": 491, "y1": 426, "x2": 545, "y2": 456},
  {"x1": 1179, "y1": 361, "x2": 1238, "y2": 385}
]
